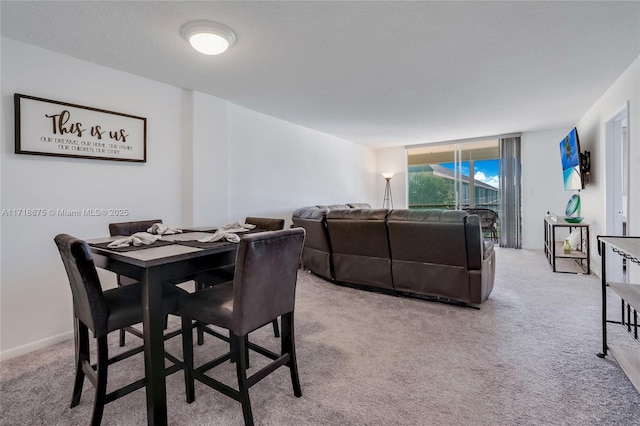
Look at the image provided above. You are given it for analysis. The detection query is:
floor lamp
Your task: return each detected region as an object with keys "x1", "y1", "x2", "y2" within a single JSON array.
[{"x1": 382, "y1": 172, "x2": 394, "y2": 209}]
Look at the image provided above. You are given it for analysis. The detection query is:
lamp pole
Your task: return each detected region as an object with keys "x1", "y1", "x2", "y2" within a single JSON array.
[{"x1": 382, "y1": 173, "x2": 394, "y2": 209}]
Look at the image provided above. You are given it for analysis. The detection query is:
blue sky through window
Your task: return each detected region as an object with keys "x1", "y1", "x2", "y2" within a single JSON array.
[{"x1": 440, "y1": 159, "x2": 499, "y2": 188}]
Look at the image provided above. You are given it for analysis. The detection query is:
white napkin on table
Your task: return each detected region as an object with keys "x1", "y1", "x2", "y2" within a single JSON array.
[
  {"x1": 218, "y1": 222, "x2": 256, "y2": 233},
  {"x1": 195, "y1": 222, "x2": 256, "y2": 243},
  {"x1": 108, "y1": 232, "x2": 161, "y2": 248},
  {"x1": 147, "y1": 223, "x2": 182, "y2": 235},
  {"x1": 197, "y1": 229, "x2": 241, "y2": 243}
]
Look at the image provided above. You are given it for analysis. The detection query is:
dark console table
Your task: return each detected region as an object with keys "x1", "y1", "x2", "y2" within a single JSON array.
[
  {"x1": 597, "y1": 236, "x2": 640, "y2": 393},
  {"x1": 543, "y1": 215, "x2": 590, "y2": 274}
]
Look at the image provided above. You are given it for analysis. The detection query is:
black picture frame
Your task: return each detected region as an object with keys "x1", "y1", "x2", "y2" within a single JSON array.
[{"x1": 14, "y1": 93, "x2": 147, "y2": 162}]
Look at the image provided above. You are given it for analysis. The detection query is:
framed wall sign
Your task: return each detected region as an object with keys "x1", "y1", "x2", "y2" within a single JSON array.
[{"x1": 14, "y1": 93, "x2": 146, "y2": 162}]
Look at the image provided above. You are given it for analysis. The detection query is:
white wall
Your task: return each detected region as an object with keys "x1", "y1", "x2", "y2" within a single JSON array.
[
  {"x1": 0, "y1": 38, "x2": 376, "y2": 359},
  {"x1": 480, "y1": 55, "x2": 639, "y2": 261},
  {"x1": 180, "y1": 90, "x2": 232, "y2": 228},
  {"x1": 574, "y1": 57, "x2": 639, "y2": 279},
  {"x1": 0, "y1": 38, "x2": 185, "y2": 357},
  {"x1": 190, "y1": 91, "x2": 230, "y2": 227},
  {"x1": 521, "y1": 128, "x2": 577, "y2": 250},
  {"x1": 227, "y1": 104, "x2": 376, "y2": 225}
]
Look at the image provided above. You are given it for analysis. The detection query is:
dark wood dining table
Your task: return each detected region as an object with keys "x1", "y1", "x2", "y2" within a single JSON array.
[{"x1": 87, "y1": 231, "x2": 241, "y2": 425}]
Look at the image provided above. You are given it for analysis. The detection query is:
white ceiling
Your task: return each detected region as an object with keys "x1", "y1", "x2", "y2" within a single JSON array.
[{"x1": 1, "y1": 1, "x2": 639, "y2": 148}]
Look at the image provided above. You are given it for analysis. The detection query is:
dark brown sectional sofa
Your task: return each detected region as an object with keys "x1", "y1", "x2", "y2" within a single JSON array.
[{"x1": 292, "y1": 204, "x2": 495, "y2": 306}]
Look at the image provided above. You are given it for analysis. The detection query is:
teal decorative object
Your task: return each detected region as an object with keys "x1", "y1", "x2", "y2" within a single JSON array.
[
  {"x1": 565, "y1": 194, "x2": 580, "y2": 217},
  {"x1": 564, "y1": 216, "x2": 583, "y2": 223}
]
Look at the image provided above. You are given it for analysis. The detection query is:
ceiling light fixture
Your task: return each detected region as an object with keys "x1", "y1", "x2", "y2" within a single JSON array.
[{"x1": 181, "y1": 21, "x2": 236, "y2": 55}]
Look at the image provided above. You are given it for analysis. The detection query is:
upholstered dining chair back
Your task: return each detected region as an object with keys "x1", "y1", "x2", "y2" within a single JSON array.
[
  {"x1": 108, "y1": 219, "x2": 162, "y2": 237},
  {"x1": 55, "y1": 234, "x2": 107, "y2": 337},
  {"x1": 108, "y1": 219, "x2": 162, "y2": 288},
  {"x1": 231, "y1": 228, "x2": 305, "y2": 336},
  {"x1": 244, "y1": 216, "x2": 285, "y2": 231}
]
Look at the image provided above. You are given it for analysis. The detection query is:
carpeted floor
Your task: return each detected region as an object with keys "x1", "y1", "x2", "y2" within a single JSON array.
[{"x1": 1, "y1": 248, "x2": 639, "y2": 425}]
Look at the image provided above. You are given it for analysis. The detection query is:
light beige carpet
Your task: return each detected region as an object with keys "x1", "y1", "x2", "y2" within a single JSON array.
[{"x1": 1, "y1": 248, "x2": 639, "y2": 425}]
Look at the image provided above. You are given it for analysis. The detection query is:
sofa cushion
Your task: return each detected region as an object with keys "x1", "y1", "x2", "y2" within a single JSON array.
[
  {"x1": 387, "y1": 214, "x2": 469, "y2": 267},
  {"x1": 327, "y1": 208, "x2": 388, "y2": 221},
  {"x1": 347, "y1": 203, "x2": 372, "y2": 209},
  {"x1": 387, "y1": 209, "x2": 467, "y2": 222},
  {"x1": 387, "y1": 209, "x2": 473, "y2": 302},
  {"x1": 316, "y1": 204, "x2": 351, "y2": 210},
  {"x1": 292, "y1": 206, "x2": 328, "y2": 220},
  {"x1": 326, "y1": 208, "x2": 392, "y2": 289}
]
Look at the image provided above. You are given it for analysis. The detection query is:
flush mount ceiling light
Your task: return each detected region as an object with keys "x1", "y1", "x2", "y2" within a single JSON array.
[{"x1": 181, "y1": 21, "x2": 236, "y2": 55}]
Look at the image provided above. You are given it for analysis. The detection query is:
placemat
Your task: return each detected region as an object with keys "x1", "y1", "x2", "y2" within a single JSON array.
[
  {"x1": 174, "y1": 240, "x2": 237, "y2": 249},
  {"x1": 179, "y1": 227, "x2": 218, "y2": 233},
  {"x1": 173, "y1": 228, "x2": 269, "y2": 249},
  {"x1": 89, "y1": 239, "x2": 176, "y2": 252}
]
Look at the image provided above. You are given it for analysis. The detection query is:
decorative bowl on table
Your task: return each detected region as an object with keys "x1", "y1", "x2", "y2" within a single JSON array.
[{"x1": 564, "y1": 216, "x2": 583, "y2": 223}]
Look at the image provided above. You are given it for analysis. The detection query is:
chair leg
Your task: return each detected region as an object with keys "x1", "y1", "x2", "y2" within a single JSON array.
[
  {"x1": 244, "y1": 335, "x2": 250, "y2": 369},
  {"x1": 91, "y1": 336, "x2": 109, "y2": 426},
  {"x1": 71, "y1": 319, "x2": 89, "y2": 408},
  {"x1": 272, "y1": 318, "x2": 280, "y2": 338},
  {"x1": 234, "y1": 334, "x2": 254, "y2": 426},
  {"x1": 230, "y1": 334, "x2": 249, "y2": 368},
  {"x1": 281, "y1": 312, "x2": 302, "y2": 397},
  {"x1": 229, "y1": 333, "x2": 237, "y2": 364},
  {"x1": 196, "y1": 322, "x2": 205, "y2": 346},
  {"x1": 116, "y1": 275, "x2": 126, "y2": 347},
  {"x1": 181, "y1": 316, "x2": 195, "y2": 403},
  {"x1": 195, "y1": 281, "x2": 205, "y2": 345}
]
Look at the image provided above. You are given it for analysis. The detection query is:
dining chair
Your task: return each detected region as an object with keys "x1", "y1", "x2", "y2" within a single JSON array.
[
  {"x1": 108, "y1": 219, "x2": 162, "y2": 346},
  {"x1": 245, "y1": 216, "x2": 285, "y2": 231},
  {"x1": 54, "y1": 234, "x2": 188, "y2": 426},
  {"x1": 180, "y1": 228, "x2": 305, "y2": 426},
  {"x1": 195, "y1": 217, "x2": 286, "y2": 343},
  {"x1": 108, "y1": 218, "x2": 163, "y2": 240}
]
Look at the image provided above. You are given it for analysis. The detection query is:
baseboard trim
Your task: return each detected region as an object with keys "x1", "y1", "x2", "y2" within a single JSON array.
[{"x1": 1, "y1": 330, "x2": 73, "y2": 362}]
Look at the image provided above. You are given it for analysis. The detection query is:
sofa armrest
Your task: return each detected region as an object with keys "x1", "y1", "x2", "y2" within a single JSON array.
[{"x1": 465, "y1": 214, "x2": 485, "y2": 270}]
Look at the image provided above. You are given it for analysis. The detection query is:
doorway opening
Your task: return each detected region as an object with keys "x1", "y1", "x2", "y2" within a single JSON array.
[{"x1": 605, "y1": 102, "x2": 630, "y2": 282}]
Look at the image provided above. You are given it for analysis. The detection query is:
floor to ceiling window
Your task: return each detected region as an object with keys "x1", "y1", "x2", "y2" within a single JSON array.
[
  {"x1": 407, "y1": 139, "x2": 500, "y2": 210},
  {"x1": 407, "y1": 136, "x2": 521, "y2": 248}
]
